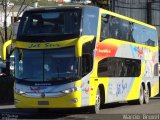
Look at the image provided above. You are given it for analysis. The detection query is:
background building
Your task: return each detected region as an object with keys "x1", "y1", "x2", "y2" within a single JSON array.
[{"x1": 110, "y1": 0, "x2": 160, "y2": 43}]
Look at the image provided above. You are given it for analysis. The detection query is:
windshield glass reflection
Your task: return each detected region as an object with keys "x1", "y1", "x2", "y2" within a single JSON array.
[{"x1": 15, "y1": 47, "x2": 78, "y2": 82}]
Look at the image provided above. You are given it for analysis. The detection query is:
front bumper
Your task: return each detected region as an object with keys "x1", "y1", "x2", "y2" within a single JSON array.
[{"x1": 14, "y1": 90, "x2": 82, "y2": 108}]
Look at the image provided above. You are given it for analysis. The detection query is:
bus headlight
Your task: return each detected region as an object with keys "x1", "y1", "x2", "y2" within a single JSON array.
[{"x1": 62, "y1": 86, "x2": 81, "y2": 94}]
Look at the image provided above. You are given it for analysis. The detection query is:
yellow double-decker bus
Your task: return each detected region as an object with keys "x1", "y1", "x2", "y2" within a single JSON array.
[{"x1": 2, "y1": 5, "x2": 159, "y2": 113}]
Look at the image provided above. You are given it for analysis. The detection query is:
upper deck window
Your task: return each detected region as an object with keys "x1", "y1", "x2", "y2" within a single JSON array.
[
  {"x1": 17, "y1": 9, "x2": 82, "y2": 42},
  {"x1": 100, "y1": 14, "x2": 157, "y2": 46}
]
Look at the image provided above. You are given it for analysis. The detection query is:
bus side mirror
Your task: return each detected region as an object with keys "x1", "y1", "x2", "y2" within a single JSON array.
[{"x1": 2, "y1": 40, "x2": 14, "y2": 61}]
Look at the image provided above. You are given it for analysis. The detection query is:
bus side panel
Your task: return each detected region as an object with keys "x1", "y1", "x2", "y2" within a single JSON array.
[
  {"x1": 126, "y1": 59, "x2": 147, "y2": 101},
  {"x1": 107, "y1": 77, "x2": 140, "y2": 102},
  {"x1": 88, "y1": 77, "x2": 109, "y2": 106},
  {"x1": 151, "y1": 77, "x2": 159, "y2": 97},
  {"x1": 80, "y1": 73, "x2": 92, "y2": 107},
  {"x1": 95, "y1": 39, "x2": 159, "y2": 103}
]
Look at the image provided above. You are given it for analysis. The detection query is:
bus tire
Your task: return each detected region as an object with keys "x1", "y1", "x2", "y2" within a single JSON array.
[
  {"x1": 144, "y1": 85, "x2": 150, "y2": 104},
  {"x1": 128, "y1": 85, "x2": 144, "y2": 105},
  {"x1": 90, "y1": 88, "x2": 101, "y2": 114},
  {"x1": 138, "y1": 85, "x2": 144, "y2": 105}
]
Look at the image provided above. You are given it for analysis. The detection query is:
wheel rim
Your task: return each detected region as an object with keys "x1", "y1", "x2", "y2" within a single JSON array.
[
  {"x1": 144, "y1": 87, "x2": 149, "y2": 103},
  {"x1": 139, "y1": 87, "x2": 144, "y2": 105},
  {"x1": 95, "y1": 90, "x2": 100, "y2": 111}
]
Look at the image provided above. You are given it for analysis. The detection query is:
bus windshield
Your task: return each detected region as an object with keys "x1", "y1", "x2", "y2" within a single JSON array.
[
  {"x1": 17, "y1": 9, "x2": 81, "y2": 41},
  {"x1": 15, "y1": 47, "x2": 79, "y2": 82}
]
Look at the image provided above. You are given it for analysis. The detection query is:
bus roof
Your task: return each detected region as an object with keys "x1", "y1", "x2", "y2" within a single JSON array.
[
  {"x1": 25, "y1": 5, "x2": 98, "y2": 12},
  {"x1": 25, "y1": 5, "x2": 156, "y2": 29}
]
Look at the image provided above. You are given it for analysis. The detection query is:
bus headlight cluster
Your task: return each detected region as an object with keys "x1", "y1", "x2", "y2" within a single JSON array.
[{"x1": 62, "y1": 86, "x2": 81, "y2": 94}]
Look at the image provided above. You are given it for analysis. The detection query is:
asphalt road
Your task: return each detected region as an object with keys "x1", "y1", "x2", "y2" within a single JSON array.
[{"x1": 0, "y1": 97, "x2": 160, "y2": 120}]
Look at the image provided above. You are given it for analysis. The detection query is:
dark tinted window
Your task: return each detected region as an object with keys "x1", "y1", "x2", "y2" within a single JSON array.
[
  {"x1": 100, "y1": 14, "x2": 157, "y2": 46},
  {"x1": 81, "y1": 41, "x2": 94, "y2": 77},
  {"x1": 17, "y1": 9, "x2": 81, "y2": 42},
  {"x1": 82, "y1": 54, "x2": 92, "y2": 77},
  {"x1": 101, "y1": 14, "x2": 110, "y2": 39},
  {"x1": 101, "y1": 14, "x2": 132, "y2": 42},
  {"x1": 109, "y1": 17, "x2": 122, "y2": 40},
  {"x1": 98, "y1": 57, "x2": 141, "y2": 77}
]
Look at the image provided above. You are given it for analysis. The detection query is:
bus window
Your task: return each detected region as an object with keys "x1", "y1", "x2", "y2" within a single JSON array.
[
  {"x1": 17, "y1": 9, "x2": 81, "y2": 42},
  {"x1": 82, "y1": 7, "x2": 99, "y2": 36},
  {"x1": 120, "y1": 20, "x2": 131, "y2": 41},
  {"x1": 82, "y1": 54, "x2": 92, "y2": 76},
  {"x1": 132, "y1": 23, "x2": 156, "y2": 46},
  {"x1": 100, "y1": 15, "x2": 132, "y2": 42},
  {"x1": 98, "y1": 57, "x2": 141, "y2": 77},
  {"x1": 110, "y1": 17, "x2": 121, "y2": 40},
  {"x1": 100, "y1": 14, "x2": 110, "y2": 40},
  {"x1": 145, "y1": 28, "x2": 157, "y2": 46}
]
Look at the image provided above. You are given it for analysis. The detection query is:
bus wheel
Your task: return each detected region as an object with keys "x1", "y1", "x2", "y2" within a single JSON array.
[
  {"x1": 138, "y1": 85, "x2": 144, "y2": 105},
  {"x1": 90, "y1": 88, "x2": 101, "y2": 114},
  {"x1": 144, "y1": 85, "x2": 149, "y2": 104},
  {"x1": 128, "y1": 85, "x2": 144, "y2": 105}
]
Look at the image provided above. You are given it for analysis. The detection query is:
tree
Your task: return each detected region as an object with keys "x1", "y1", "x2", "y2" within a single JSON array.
[
  {"x1": 0, "y1": 0, "x2": 36, "y2": 75},
  {"x1": 91, "y1": 0, "x2": 115, "y2": 11},
  {"x1": 92, "y1": 0, "x2": 108, "y2": 9}
]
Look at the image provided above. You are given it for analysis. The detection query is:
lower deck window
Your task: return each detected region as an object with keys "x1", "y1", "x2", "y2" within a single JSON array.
[{"x1": 98, "y1": 57, "x2": 141, "y2": 77}]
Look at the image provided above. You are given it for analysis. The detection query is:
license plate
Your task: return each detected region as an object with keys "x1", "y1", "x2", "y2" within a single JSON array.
[{"x1": 38, "y1": 101, "x2": 49, "y2": 105}]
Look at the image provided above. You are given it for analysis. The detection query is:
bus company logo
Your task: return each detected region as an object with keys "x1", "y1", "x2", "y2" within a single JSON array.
[
  {"x1": 95, "y1": 42, "x2": 118, "y2": 61},
  {"x1": 28, "y1": 44, "x2": 41, "y2": 49},
  {"x1": 28, "y1": 43, "x2": 60, "y2": 49},
  {"x1": 44, "y1": 43, "x2": 60, "y2": 48}
]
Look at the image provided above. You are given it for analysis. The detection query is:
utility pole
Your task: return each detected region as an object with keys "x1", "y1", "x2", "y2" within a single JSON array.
[
  {"x1": 106, "y1": 0, "x2": 110, "y2": 10},
  {"x1": 107, "y1": 0, "x2": 115, "y2": 12},
  {"x1": 147, "y1": 0, "x2": 152, "y2": 24},
  {"x1": 111, "y1": 0, "x2": 115, "y2": 12}
]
